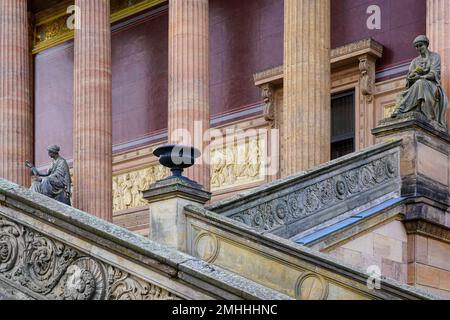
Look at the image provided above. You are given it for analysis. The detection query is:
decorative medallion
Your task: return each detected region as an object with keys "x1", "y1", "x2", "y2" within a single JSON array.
[
  {"x1": 295, "y1": 273, "x2": 329, "y2": 300},
  {"x1": 193, "y1": 232, "x2": 220, "y2": 264}
]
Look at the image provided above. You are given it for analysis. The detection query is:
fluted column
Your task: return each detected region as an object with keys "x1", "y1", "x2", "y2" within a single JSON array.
[
  {"x1": 282, "y1": 0, "x2": 331, "y2": 177},
  {"x1": 427, "y1": 0, "x2": 450, "y2": 130},
  {"x1": 168, "y1": 0, "x2": 210, "y2": 189},
  {"x1": 73, "y1": 0, "x2": 112, "y2": 220},
  {"x1": 0, "y1": 0, "x2": 33, "y2": 186}
]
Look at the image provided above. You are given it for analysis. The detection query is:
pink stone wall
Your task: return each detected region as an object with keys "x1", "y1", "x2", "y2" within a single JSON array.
[
  {"x1": 34, "y1": 42, "x2": 74, "y2": 167},
  {"x1": 33, "y1": 0, "x2": 427, "y2": 165},
  {"x1": 210, "y1": 0, "x2": 284, "y2": 116},
  {"x1": 328, "y1": 220, "x2": 408, "y2": 283},
  {"x1": 111, "y1": 11, "x2": 168, "y2": 146},
  {"x1": 331, "y1": 0, "x2": 426, "y2": 70},
  {"x1": 408, "y1": 235, "x2": 450, "y2": 299}
]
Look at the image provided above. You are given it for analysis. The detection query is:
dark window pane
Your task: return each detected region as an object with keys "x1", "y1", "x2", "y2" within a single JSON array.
[
  {"x1": 331, "y1": 139, "x2": 355, "y2": 160},
  {"x1": 331, "y1": 91, "x2": 355, "y2": 160}
]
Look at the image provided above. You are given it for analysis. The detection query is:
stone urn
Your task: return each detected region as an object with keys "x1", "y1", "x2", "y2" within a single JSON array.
[{"x1": 153, "y1": 144, "x2": 202, "y2": 187}]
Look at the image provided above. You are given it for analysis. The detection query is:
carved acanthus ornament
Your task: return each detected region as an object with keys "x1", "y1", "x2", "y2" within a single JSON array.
[
  {"x1": 113, "y1": 165, "x2": 168, "y2": 212},
  {"x1": 210, "y1": 137, "x2": 264, "y2": 191},
  {"x1": 0, "y1": 216, "x2": 180, "y2": 300}
]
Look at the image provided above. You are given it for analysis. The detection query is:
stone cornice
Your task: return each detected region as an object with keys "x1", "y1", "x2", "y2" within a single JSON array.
[
  {"x1": 404, "y1": 219, "x2": 450, "y2": 243},
  {"x1": 253, "y1": 38, "x2": 384, "y2": 88},
  {"x1": 331, "y1": 38, "x2": 383, "y2": 67},
  {"x1": 32, "y1": 0, "x2": 166, "y2": 54}
]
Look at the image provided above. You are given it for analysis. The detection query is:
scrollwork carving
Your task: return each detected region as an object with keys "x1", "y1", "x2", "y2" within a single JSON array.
[
  {"x1": 107, "y1": 266, "x2": 179, "y2": 300},
  {"x1": 16, "y1": 231, "x2": 77, "y2": 294},
  {"x1": 0, "y1": 218, "x2": 22, "y2": 274},
  {"x1": 0, "y1": 215, "x2": 180, "y2": 300},
  {"x1": 230, "y1": 153, "x2": 399, "y2": 232}
]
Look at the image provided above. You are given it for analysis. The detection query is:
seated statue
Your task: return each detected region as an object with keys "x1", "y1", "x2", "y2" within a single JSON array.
[
  {"x1": 25, "y1": 145, "x2": 72, "y2": 205},
  {"x1": 391, "y1": 35, "x2": 449, "y2": 130}
]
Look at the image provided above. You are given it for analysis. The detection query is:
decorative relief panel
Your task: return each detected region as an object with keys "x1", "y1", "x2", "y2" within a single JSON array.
[
  {"x1": 113, "y1": 165, "x2": 168, "y2": 212},
  {"x1": 0, "y1": 216, "x2": 179, "y2": 300},
  {"x1": 229, "y1": 153, "x2": 399, "y2": 232},
  {"x1": 210, "y1": 137, "x2": 265, "y2": 191},
  {"x1": 383, "y1": 103, "x2": 397, "y2": 118}
]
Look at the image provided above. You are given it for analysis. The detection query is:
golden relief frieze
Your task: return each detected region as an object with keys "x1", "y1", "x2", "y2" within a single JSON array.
[
  {"x1": 210, "y1": 136, "x2": 265, "y2": 192},
  {"x1": 32, "y1": 0, "x2": 166, "y2": 54},
  {"x1": 113, "y1": 164, "x2": 168, "y2": 212}
]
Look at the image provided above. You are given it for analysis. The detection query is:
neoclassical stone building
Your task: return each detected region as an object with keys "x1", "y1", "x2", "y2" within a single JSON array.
[{"x1": 0, "y1": 0, "x2": 449, "y2": 300}]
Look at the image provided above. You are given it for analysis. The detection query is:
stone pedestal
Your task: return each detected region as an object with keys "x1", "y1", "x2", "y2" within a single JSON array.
[
  {"x1": 373, "y1": 113, "x2": 450, "y2": 207},
  {"x1": 143, "y1": 178, "x2": 211, "y2": 251},
  {"x1": 373, "y1": 115, "x2": 450, "y2": 296}
]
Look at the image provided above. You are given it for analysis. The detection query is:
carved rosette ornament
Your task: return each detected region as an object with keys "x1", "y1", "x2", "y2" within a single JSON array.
[
  {"x1": 0, "y1": 216, "x2": 180, "y2": 300},
  {"x1": 61, "y1": 258, "x2": 107, "y2": 300},
  {"x1": 230, "y1": 153, "x2": 399, "y2": 232}
]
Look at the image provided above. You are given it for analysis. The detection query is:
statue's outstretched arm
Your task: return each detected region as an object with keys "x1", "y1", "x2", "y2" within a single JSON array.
[{"x1": 24, "y1": 160, "x2": 50, "y2": 177}]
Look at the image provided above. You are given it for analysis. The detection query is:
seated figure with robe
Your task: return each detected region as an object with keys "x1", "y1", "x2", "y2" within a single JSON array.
[
  {"x1": 392, "y1": 35, "x2": 448, "y2": 130},
  {"x1": 25, "y1": 145, "x2": 72, "y2": 205}
]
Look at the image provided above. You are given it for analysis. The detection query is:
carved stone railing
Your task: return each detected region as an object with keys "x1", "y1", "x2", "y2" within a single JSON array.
[
  {"x1": 184, "y1": 204, "x2": 437, "y2": 300},
  {"x1": 0, "y1": 179, "x2": 289, "y2": 300},
  {"x1": 207, "y1": 140, "x2": 402, "y2": 238}
]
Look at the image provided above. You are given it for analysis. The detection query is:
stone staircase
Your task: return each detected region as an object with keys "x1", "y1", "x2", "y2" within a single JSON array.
[{"x1": 0, "y1": 178, "x2": 289, "y2": 300}]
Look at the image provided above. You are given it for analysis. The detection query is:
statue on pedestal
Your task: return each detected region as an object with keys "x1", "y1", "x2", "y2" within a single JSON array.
[
  {"x1": 25, "y1": 145, "x2": 72, "y2": 205},
  {"x1": 391, "y1": 35, "x2": 448, "y2": 130}
]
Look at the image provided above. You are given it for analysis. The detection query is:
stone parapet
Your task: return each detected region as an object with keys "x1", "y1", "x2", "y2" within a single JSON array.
[
  {"x1": 207, "y1": 140, "x2": 402, "y2": 238},
  {"x1": 184, "y1": 204, "x2": 438, "y2": 300},
  {"x1": 0, "y1": 178, "x2": 288, "y2": 300}
]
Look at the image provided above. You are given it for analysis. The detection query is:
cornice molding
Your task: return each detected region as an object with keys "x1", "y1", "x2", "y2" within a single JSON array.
[{"x1": 32, "y1": 0, "x2": 166, "y2": 54}]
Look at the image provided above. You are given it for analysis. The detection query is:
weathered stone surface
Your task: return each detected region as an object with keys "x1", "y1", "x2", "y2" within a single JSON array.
[
  {"x1": 143, "y1": 178, "x2": 211, "y2": 251},
  {"x1": 184, "y1": 204, "x2": 438, "y2": 300},
  {"x1": 208, "y1": 140, "x2": 402, "y2": 238},
  {"x1": 0, "y1": 178, "x2": 289, "y2": 300}
]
